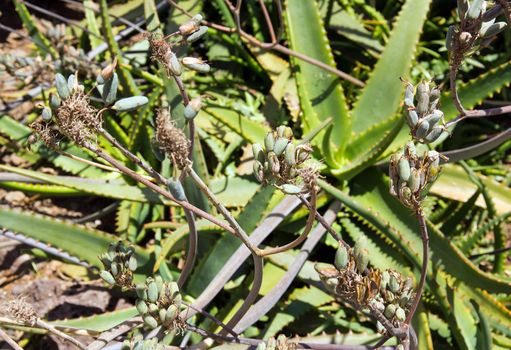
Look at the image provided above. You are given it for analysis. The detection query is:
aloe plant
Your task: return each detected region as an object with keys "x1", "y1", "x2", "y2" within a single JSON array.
[{"x1": 0, "y1": 0, "x2": 510, "y2": 349}]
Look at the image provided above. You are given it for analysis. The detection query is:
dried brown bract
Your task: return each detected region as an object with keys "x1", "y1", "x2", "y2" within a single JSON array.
[
  {"x1": 30, "y1": 119, "x2": 61, "y2": 151},
  {"x1": 155, "y1": 108, "x2": 191, "y2": 170}
]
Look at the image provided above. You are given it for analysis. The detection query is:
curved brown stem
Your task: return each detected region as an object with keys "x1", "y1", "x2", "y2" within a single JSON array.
[{"x1": 404, "y1": 211, "x2": 429, "y2": 325}]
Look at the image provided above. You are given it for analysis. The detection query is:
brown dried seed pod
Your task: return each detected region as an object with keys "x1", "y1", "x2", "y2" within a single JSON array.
[{"x1": 155, "y1": 109, "x2": 191, "y2": 170}]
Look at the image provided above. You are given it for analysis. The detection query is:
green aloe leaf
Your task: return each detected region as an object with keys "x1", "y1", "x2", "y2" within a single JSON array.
[
  {"x1": 284, "y1": 0, "x2": 350, "y2": 160},
  {"x1": 0, "y1": 208, "x2": 149, "y2": 268},
  {"x1": 83, "y1": 0, "x2": 102, "y2": 49},
  {"x1": 50, "y1": 307, "x2": 138, "y2": 332},
  {"x1": 0, "y1": 165, "x2": 164, "y2": 204},
  {"x1": 13, "y1": 1, "x2": 58, "y2": 59},
  {"x1": 350, "y1": 0, "x2": 431, "y2": 133}
]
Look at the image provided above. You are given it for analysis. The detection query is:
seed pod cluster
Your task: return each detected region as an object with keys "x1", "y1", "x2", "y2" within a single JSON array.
[
  {"x1": 121, "y1": 336, "x2": 164, "y2": 350},
  {"x1": 446, "y1": 1, "x2": 508, "y2": 57},
  {"x1": 402, "y1": 80, "x2": 447, "y2": 144},
  {"x1": 256, "y1": 335, "x2": 296, "y2": 350},
  {"x1": 317, "y1": 242, "x2": 416, "y2": 333},
  {"x1": 134, "y1": 276, "x2": 182, "y2": 330},
  {"x1": 98, "y1": 241, "x2": 137, "y2": 288},
  {"x1": 389, "y1": 142, "x2": 444, "y2": 209},
  {"x1": 251, "y1": 126, "x2": 315, "y2": 194}
]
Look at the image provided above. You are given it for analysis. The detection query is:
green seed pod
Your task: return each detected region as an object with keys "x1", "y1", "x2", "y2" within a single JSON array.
[
  {"x1": 67, "y1": 74, "x2": 77, "y2": 92},
  {"x1": 110, "y1": 262, "x2": 119, "y2": 276},
  {"x1": 397, "y1": 157, "x2": 411, "y2": 182},
  {"x1": 128, "y1": 255, "x2": 138, "y2": 272},
  {"x1": 354, "y1": 249, "x2": 369, "y2": 273},
  {"x1": 182, "y1": 57, "x2": 210, "y2": 73},
  {"x1": 136, "y1": 283, "x2": 147, "y2": 299},
  {"x1": 399, "y1": 295, "x2": 410, "y2": 307},
  {"x1": 100, "y1": 270, "x2": 115, "y2": 285},
  {"x1": 55, "y1": 73, "x2": 70, "y2": 100},
  {"x1": 384, "y1": 303, "x2": 397, "y2": 319},
  {"x1": 41, "y1": 107, "x2": 52, "y2": 122},
  {"x1": 112, "y1": 96, "x2": 149, "y2": 112},
  {"x1": 406, "y1": 109, "x2": 419, "y2": 128},
  {"x1": 167, "y1": 51, "x2": 182, "y2": 76},
  {"x1": 168, "y1": 281, "x2": 179, "y2": 299},
  {"x1": 49, "y1": 93, "x2": 60, "y2": 109},
  {"x1": 389, "y1": 275, "x2": 400, "y2": 293},
  {"x1": 424, "y1": 125, "x2": 445, "y2": 143},
  {"x1": 159, "y1": 308, "x2": 167, "y2": 323},
  {"x1": 423, "y1": 109, "x2": 443, "y2": 127},
  {"x1": 273, "y1": 137, "x2": 289, "y2": 156},
  {"x1": 148, "y1": 303, "x2": 159, "y2": 313},
  {"x1": 409, "y1": 168, "x2": 421, "y2": 193},
  {"x1": 334, "y1": 245, "x2": 349, "y2": 270},
  {"x1": 102, "y1": 72, "x2": 119, "y2": 105},
  {"x1": 404, "y1": 82, "x2": 415, "y2": 108},
  {"x1": 457, "y1": 0, "x2": 469, "y2": 20},
  {"x1": 414, "y1": 119, "x2": 430, "y2": 140},
  {"x1": 416, "y1": 82, "x2": 430, "y2": 115},
  {"x1": 173, "y1": 293, "x2": 182, "y2": 309},
  {"x1": 399, "y1": 183, "x2": 412, "y2": 207},
  {"x1": 276, "y1": 125, "x2": 293, "y2": 139},
  {"x1": 405, "y1": 141, "x2": 417, "y2": 159},
  {"x1": 136, "y1": 299, "x2": 149, "y2": 315},
  {"x1": 184, "y1": 96, "x2": 202, "y2": 120},
  {"x1": 252, "y1": 143, "x2": 265, "y2": 163},
  {"x1": 143, "y1": 315, "x2": 158, "y2": 329},
  {"x1": 395, "y1": 307, "x2": 406, "y2": 321},
  {"x1": 150, "y1": 137, "x2": 165, "y2": 161},
  {"x1": 179, "y1": 14, "x2": 202, "y2": 35},
  {"x1": 385, "y1": 291, "x2": 395, "y2": 303},
  {"x1": 167, "y1": 178, "x2": 187, "y2": 201},
  {"x1": 283, "y1": 143, "x2": 296, "y2": 166},
  {"x1": 264, "y1": 132, "x2": 275, "y2": 152},
  {"x1": 280, "y1": 184, "x2": 302, "y2": 195},
  {"x1": 147, "y1": 280, "x2": 158, "y2": 303},
  {"x1": 165, "y1": 304, "x2": 178, "y2": 321},
  {"x1": 186, "y1": 26, "x2": 208, "y2": 43},
  {"x1": 467, "y1": 0, "x2": 485, "y2": 19},
  {"x1": 480, "y1": 21, "x2": 507, "y2": 38},
  {"x1": 381, "y1": 270, "x2": 390, "y2": 290},
  {"x1": 426, "y1": 150, "x2": 440, "y2": 168},
  {"x1": 96, "y1": 75, "x2": 105, "y2": 85}
]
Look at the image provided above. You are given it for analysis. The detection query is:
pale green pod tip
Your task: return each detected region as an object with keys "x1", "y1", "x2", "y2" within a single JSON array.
[
  {"x1": 49, "y1": 93, "x2": 60, "y2": 109},
  {"x1": 165, "y1": 304, "x2": 178, "y2": 321},
  {"x1": 395, "y1": 307, "x2": 406, "y2": 321},
  {"x1": 398, "y1": 157, "x2": 411, "y2": 182},
  {"x1": 110, "y1": 262, "x2": 119, "y2": 276},
  {"x1": 480, "y1": 21, "x2": 507, "y2": 38},
  {"x1": 143, "y1": 315, "x2": 158, "y2": 329},
  {"x1": 136, "y1": 283, "x2": 147, "y2": 299},
  {"x1": 252, "y1": 143, "x2": 265, "y2": 163},
  {"x1": 280, "y1": 184, "x2": 302, "y2": 195},
  {"x1": 100, "y1": 270, "x2": 115, "y2": 285},
  {"x1": 406, "y1": 109, "x2": 419, "y2": 128},
  {"x1": 136, "y1": 299, "x2": 149, "y2": 315},
  {"x1": 128, "y1": 255, "x2": 138, "y2": 272},
  {"x1": 414, "y1": 119, "x2": 430, "y2": 139},
  {"x1": 147, "y1": 281, "x2": 159, "y2": 303},
  {"x1": 182, "y1": 57, "x2": 210, "y2": 73},
  {"x1": 404, "y1": 83, "x2": 415, "y2": 108},
  {"x1": 186, "y1": 26, "x2": 208, "y2": 43},
  {"x1": 159, "y1": 308, "x2": 167, "y2": 323},
  {"x1": 334, "y1": 245, "x2": 349, "y2": 270},
  {"x1": 168, "y1": 51, "x2": 182, "y2": 76},
  {"x1": 409, "y1": 168, "x2": 421, "y2": 193},
  {"x1": 112, "y1": 96, "x2": 149, "y2": 112},
  {"x1": 41, "y1": 107, "x2": 52, "y2": 122},
  {"x1": 264, "y1": 132, "x2": 275, "y2": 152},
  {"x1": 273, "y1": 137, "x2": 289, "y2": 156},
  {"x1": 284, "y1": 143, "x2": 296, "y2": 166},
  {"x1": 55, "y1": 73, "x2": 70, "y2": 100},
  {"x1": 389, "y1": 275, "x2": 400, "y2": 293},
  {"x1": 384, "y1": 303, "x2": 397, "y2": 319},
  {"x1": 167, "y1": 178, "x2": 187, "y2": 201}
]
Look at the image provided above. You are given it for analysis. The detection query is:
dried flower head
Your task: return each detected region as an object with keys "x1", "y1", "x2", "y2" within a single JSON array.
[
  {"x1": 54, "y1": 90, "x2": 99, "y2": 146},
  {"x1": 155, "y1": 108, "x2": 191, "y2": 170},
  {"x1": 1, "y1": 297, "x2": 38, "y2": 326},
  {"x1": 30, "y1": 119, "x2": 61, "y2": 151},
  {"x1": 147, "y1": 33, "x2": 181, "y2": 76}
]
